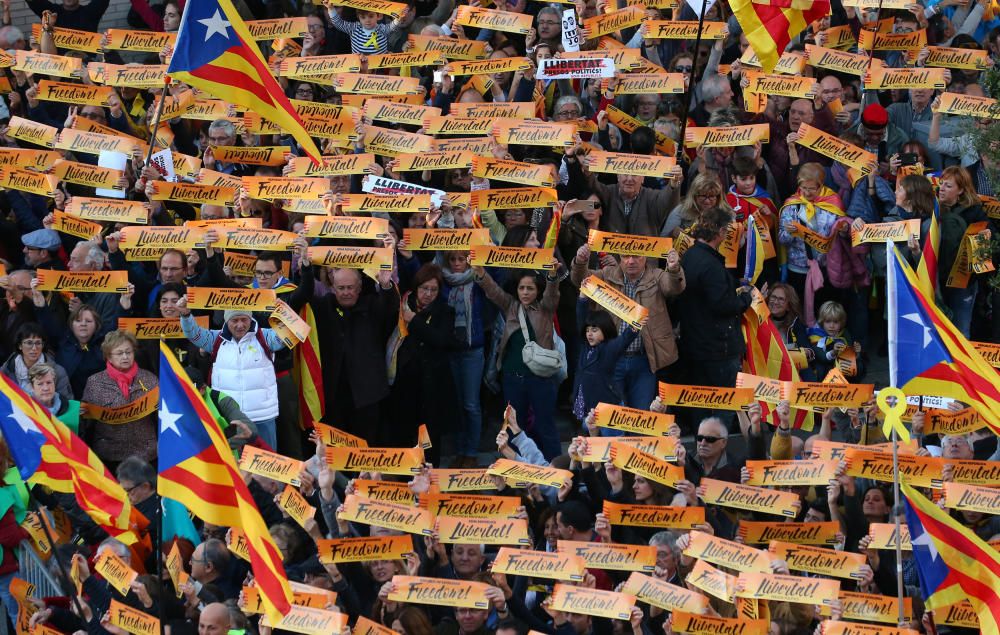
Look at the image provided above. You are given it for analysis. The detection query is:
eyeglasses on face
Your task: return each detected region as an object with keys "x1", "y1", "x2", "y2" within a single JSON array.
[{"x1": 695, "y1": 434, "x2": 723, "y2": 443}]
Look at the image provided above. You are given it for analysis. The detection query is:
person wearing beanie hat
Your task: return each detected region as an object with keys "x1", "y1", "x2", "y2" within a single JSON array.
[
  {"x1": 856, "y1": 102, "x2": 908, "y2": 166},
  {"x1": 175, "y1": 293, "x2": 290, "y2": 451}
]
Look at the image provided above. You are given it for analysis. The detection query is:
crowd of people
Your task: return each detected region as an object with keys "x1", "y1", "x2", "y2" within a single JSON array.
[{"x1": 0, "y1": 0, "x2": 997, "y2": 632}]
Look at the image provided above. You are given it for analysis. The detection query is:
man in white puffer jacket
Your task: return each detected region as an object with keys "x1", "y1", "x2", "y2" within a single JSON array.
[{"x1": 177, "y1": 299, "x2": 286, "y2": 451}]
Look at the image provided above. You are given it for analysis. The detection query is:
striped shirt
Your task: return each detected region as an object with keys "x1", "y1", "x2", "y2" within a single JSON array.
[{"x1": 328, "y1": 12, "x2": 396, "y2": 55}]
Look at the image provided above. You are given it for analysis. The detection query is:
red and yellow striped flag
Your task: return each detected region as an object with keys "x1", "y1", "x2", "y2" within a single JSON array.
[
  {"x1": 731, "y1": 0, "x2": 831, "y2": 73},
  {"x1": 293, "y1": 304, "x2": 325, "y2": 430}
]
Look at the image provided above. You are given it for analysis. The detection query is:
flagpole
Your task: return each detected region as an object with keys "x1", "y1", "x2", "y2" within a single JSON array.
[
  {"x1": 885, "y1": 242, "x2": 906, "y2": 626},
  {"x1": 143, "y1": 78, "x2": 172, "y2": 167},
  {"x1": 676, "y1": 0, "x2": 709, "y2": 159},
  {"x1": 32, "y1": 502, "x2": 87, "y2": 620}
]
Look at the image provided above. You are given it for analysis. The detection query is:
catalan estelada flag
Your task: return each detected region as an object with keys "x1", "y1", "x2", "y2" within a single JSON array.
[
  {"x1": 293, "y1": 304, "x2": 324, "y2": 430},
  {"x1": 744, "y1": 214, "x2": 765, "y2": 287},
  {"x1": 0, "y1": 374, "x2": 138, "y2": 544},
  {"x1": 741, "y1": 309, "x2": 812, "y2": 430},
  {"x1": 730, "y1": 0, "x2": 831, "y2": 73},
  {"x1": 887, "y1": 246, "x2": 1000, "y2": 435},
  {"x1": 167, "y1": 0, "x2": 321, "y2": 163},
  {"x1": 156, "y1": 343, "x2": 292, "y2": 622},
  {"x1": 915, "y1": 202, "x2": 940, "y2": 300},
  {"x1": 904, "y1": 481, "x2": 1000, "y2": 633}
]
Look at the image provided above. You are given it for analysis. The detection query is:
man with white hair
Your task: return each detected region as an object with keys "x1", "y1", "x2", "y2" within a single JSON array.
[
  {"x1": 690, "y1": 75, "x2": 734, "y2": 125},
  {"x1": 62, "y1": 240, "x2": 131, "y2": 327}
]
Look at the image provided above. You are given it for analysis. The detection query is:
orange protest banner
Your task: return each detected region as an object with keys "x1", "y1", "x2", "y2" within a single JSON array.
[
  {"x1": 491, "y1": 547, "x2": 587, "y2": 581},
  {"x1": 685, "y1": 124, "x2": 770, "y2": 148},
  {"x1": 744, "y1": 459, "x2": 838, "y2": 487},
  {"x1": 658, "y1": 383, "x2": 754, "y2": 411},
  {"x1": 769, "y1": 541, "x2": 867, "y2": 579},
  {"x1": 602, "y1": 501, "x2": 703, "y2": 529},
  {"x1": 621, "y1": 572, "x2": 710, "y2": 613},
  {"x1": 470, "y1": 245, "x2": 556, "y2": 271},
  {"x1": 683, "y1": 530, "x2": 773, "y2": 573},
  {"x1": 844, "y1": 449, "x2": 943, "y2": 489},
  {"x1": 558, "y1": 540, "x2": 656, "y2": 572},
  {"x1": 339, "y1": 495, "x2": 433, "y2": 535},
  {"x1": 671, "y1": 611, "x2": 767, "y2": 635},
  {"x1": 420, "y1": 493, "x2": 521, "y2": 518},
  {"x1": 388, "y1": 575, "x2": 492, "y2": 608},
  {"x1": 609, "y1": 443, "x2": 683, "y2": 487},
  {"x1": 867, "y1": 523, "x2": 911, "y2": 550},
  {"x1": 258, "y1": 605, "x2": 348, "y2": 634},
  {"x1": 782, "y1": 381, "x2": 874, "y2": 409},
  {"x1": 549, "y1": 584, "x2": 635, "y2": 620},
  {"x1": 239, "y1": 445, "x2": 303, "y2": 486},
  {"x1": 821, "y1": 621, "x2": 918, "y2": 635},
  {"x1": 581, "y1": 276, "x2": 650, "y2": 329},
  {"x1": 735, "y1": 571, "x2": 840, "y2": 606},
  {"x1": 576, "y1": 436, "x2": 678, "y2": 464},
  {"x1": 820, "y1": 591, "x2": 911, "y2": 623},
  {"x1": 430, "y1": 468, "x2": 496, "y2": 492},
  {"x1": 94, "y1": 550, "x2": 138, "y2": 596},
  {"x1": 699, "y1": 478, "x2": 801, "y2": 518},
  {"x1": 51, "y1": 212, "x2": 102, "y2": 240},
  {"x1": 738, "y1": 521, "x2": 840, "y2": 546},
  {"x1": 36, "y1": 270, "x2": 128, "y2": 294},
  {"x1": 81, "y1": 390, "x2": 158, "y2": 425},
  {"x1": 317, "y1": 534, "x2": 414, "y2": 563},
  {"x1": 471, "y1": 187, "x2": 559, "y2": 210},
  {"x1": 324, "y1": 446, "x2": 423, "y2": 475},
  {"x1": 435, "y1": 516, "x2": 531, "y2": 546},
  {"x1": 684, "y1": 558, "x2": 736, "y2": 602},
  {"x1": 186, "y1": 287, "x2": 278, "y2": 312},
  {"x1": 795, "y1": 123, "x2": 876, "y2": 175},
  {"x1": 487, "y1": 459, "x2": 572, "y2": 488},
  {"x1": 592, "y1": 403, "x2": 675, "y2": 436},
  {"x1": 307, "y1": 246, "x2": 394, "y2": 271},
  {"x1": 352, "y1": 479, "x2": 415, "y2": 505},
  {"x1": 107, "y1": 599, "x2": 159, "y2": 635},
  {"x1": 312, "y1": 422, "x2": 367, "y2": 448}
]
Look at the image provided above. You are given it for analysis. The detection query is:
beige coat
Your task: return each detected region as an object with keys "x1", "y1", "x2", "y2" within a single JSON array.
[
  {"x1": 476, "y1": 272, "x2": 559, "y2": 371},
  {"x1": 571, "y1": 259, "x2": 685, "y2": 372}
]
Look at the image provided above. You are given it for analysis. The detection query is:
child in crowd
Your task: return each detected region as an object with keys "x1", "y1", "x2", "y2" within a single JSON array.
[
  {"x1": 727, "y1": 157, "x2": 778, "y2": 283},
  {"x1": 325, "y1": 3, "x2": 408, "y2": 55},
  {"x1": 808, "y1": 300, "x2": 865, "y2": 381},
  {"x1": 572, "y1": 302, "x2": 638, "y2": 433}
]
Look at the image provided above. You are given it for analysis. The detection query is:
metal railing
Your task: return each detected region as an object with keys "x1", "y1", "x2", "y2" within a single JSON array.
[{"x1": 18, "y1": 539, "x2": 61, "y2": 600}]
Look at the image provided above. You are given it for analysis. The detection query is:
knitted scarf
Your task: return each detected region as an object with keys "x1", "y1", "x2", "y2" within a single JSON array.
[{"x1": 105, "y1": 360, "x2": 138, "y2": 399}]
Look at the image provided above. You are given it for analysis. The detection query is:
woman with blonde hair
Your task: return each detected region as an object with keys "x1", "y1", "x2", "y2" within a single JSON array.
[
  {"x1": 937, "y1": 165, "x2": 988, "y2": 336},
  {"x1": 778, "y1": 162, "x2": 847, "y2": 300},
  {"x1": 661, "y1": 171, "x2": 730, "y2": 238}
]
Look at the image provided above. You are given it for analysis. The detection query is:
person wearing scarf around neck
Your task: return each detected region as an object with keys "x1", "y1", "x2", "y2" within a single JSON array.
[
  {"x1": 439, "y1": 251, "x2": 490, "y2": 468},
  {"x1": 29, "y1": 362, "x2": 80, "y2": 434},
  {"x1": 80, "y1": 329, "x2": 158, "y2": 471},
  {"x1": 0, "y1": 323, "x2": 72, "y2": 403},
  {"x1": 778, "y1": 162, "x2": 847, "y2": 304}
]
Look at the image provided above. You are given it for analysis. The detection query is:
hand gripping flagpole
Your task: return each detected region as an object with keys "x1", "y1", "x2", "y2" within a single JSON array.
[
  {"x1": 881, "y1": 241, "x2": 909, "y2": 627},
  {"x1": 143, "y1": 77, "x2": 173, "y2": 168}
]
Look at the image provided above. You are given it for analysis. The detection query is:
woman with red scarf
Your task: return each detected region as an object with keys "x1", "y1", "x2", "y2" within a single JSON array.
[{"x1": 80, "y1": 330, "x2": 158, "y2": 472}]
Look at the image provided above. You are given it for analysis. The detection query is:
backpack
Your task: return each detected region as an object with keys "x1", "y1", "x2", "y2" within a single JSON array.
[{"x1": 826, "y1": 228, "x2": 871, "y2": 289}]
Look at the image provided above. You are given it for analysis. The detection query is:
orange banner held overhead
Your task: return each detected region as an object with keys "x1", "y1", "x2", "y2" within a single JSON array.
[
  {"x1": 107, "y1": 599, "x2": 159, "y2": 635},
  {"x1": 581, "y1": 276, "x2": 649, "y2": 329},
  {"x1": 671, "y1": 611, "x2": 767, "y2": 635},
  {"x1": 744, "y1": 459, "x2": 838, "y2": 487},
  {"x1": 820, "y1": 621, "x2": 919, "y2": 635},
  {"x1": 316, "y1": 534, "x2": 413, "y2": 564},
  {"x1": 186, "y1": 287, "x2": 277, "y2": 312},
  {"x1": 487, "y1": 458, "x2": 571, "y2": 488},
  {"x1": 558, "y1": 539, "x2": 656, "y2": 572},
  {"x1": 685, "y1": 124, "x2": 770, "y2": 148},
  {"x1": 592, "y1": 402, "x2": 675, "y2": 436},
  {"x1": 735, "y1": 571, "x2": 840, "y2": 606},
  {"x1": 658, "y1": 383, "x2": 754, "y2": 411},
  {"x1": 36, "y1": 270, "x2": 128, "y2": 294},
  {"x1": 470, "y1": 245, "x2": 556, "y2": 270},
  {"x1": 324, "y1": 446, "x2": 423, "y2": 475},
  {"x1": 602, "y1": 501, "x2": 703, "y2": 529},
  {"x1": 621, "y1": 572, "x2": 711, "y2": 614},
  {"x1": 435, "y1": 516, "x2": 530, "y2": 545},
  {"x1": 609, "y1": 443, "x2": 683, "y2": 487},
  {"x1": 699, "y1": 478, "x2": 801, "y2": 517},
  {"x1": 769, "y1": 540, "x2": 867, "y2": 579},
  {"x1": 339, "y1": 495, "x2": 433, "y2": 535},
  {"x1": 549, "y1": 584, "x2": 635, "y2": 620},
  {"x1": 738, "y1": 521, "x2": 840, "y2": 546},
  {"x1": 844, "y1": 449, "x2": 943, "y2": 489},
  {"x1": 491, "y1": 547, "x2": 587, "y2": 581},
  {"x1": 389, "y1": 575, "x2": 492, "y2": 608},
  {"x1": 307, "y1": 247, "x2": 394, "y2": 270},
  {"x1": 420, "y1": 493, "x2": 521, "y2": 518},
  {"x1": 430, "y1": 468, "x2": 496, "y2": 492}
]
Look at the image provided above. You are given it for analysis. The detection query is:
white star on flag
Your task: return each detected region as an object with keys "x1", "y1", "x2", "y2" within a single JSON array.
[
  {"x1": 8, "y1": 408, "x2": 38, "y2": 434},
  {"x1": 198, "y1": 9, "x2": 231, "y2": 41},
  {"x1": 902, "y1": 313, "x2": 933, "y2": 348},
  {"x1": 159, "y1": 400, "x2": 183, "y2": 437},
  {"x1": 912, "y1": 527, "x2": 939, "y2": 562}
]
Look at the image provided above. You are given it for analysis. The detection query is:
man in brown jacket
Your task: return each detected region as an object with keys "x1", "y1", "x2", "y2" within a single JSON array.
[{"x1": 570, "y1": 244, "x2": 685, "y2": 412}]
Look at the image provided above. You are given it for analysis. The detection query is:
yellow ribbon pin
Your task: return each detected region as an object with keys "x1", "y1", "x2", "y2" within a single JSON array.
[{"x1": 877, "y1": 387, "x2": 910, "y2": 443}]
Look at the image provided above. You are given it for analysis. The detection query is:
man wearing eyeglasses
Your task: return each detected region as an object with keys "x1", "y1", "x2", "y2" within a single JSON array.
[
  {"x1": 686, "y1": 417, "x2": 741, "y2": 485},
  {"x1": 191, "y1": 236, "x2": 315, "y2": 457}
]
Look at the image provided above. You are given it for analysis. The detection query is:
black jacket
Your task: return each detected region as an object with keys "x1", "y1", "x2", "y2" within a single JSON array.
[{"x1": 674, "y1": 241, "x2": 752, "y2": 361}]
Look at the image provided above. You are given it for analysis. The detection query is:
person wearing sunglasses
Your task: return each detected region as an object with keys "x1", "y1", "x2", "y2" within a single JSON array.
[{"x1": 687, "y1": 417, "x2": 741, "y2": 485}]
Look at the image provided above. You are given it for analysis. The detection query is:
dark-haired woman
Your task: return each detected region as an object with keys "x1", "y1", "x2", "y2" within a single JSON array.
[
  {"x1": 571, "y1": 304, "x2": 638, "y2": 433},
  {"x1": 473, "y1": 260, "x2": 562, "y2": 459},
  {"x1": 385, "y1": 263, "x2": 455, "y2": 465}
]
